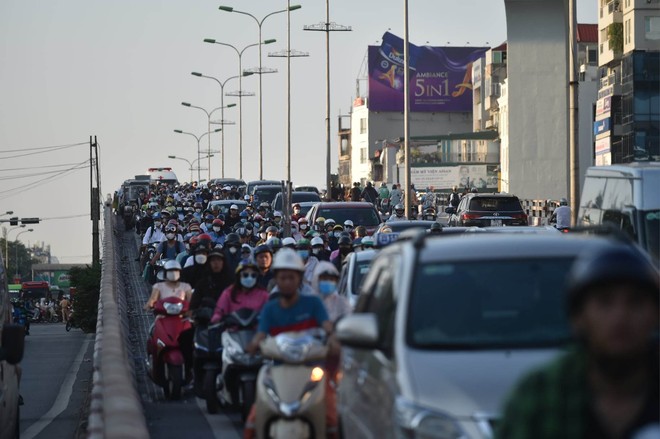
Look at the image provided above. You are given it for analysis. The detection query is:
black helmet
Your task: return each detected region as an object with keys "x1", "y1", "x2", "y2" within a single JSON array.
[
  {"x1": 225, "y1": 232, "x2": 240, "y2": 246},
  {"x1": 266, "y1": 225, "x2": 279, "y2": 235},
  {"x1": 254, "y1": 244, "x2": 272, "y2": 257},
  {"x1": 566, "y1": 245, "x2": 659, "y2": 316},
  {"x1": 338, "y1": 235, "x2": 352, "y2": 246},
  {"x1": 430, "y1": 222, "x2": 443, "y2": 233}
]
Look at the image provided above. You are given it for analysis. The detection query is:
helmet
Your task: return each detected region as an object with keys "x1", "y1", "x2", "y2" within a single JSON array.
[
  {"x1": 567, "y1": 245, "x2": 659, "y2": 316},
  {"x1": 315, "y1": 217, "x2": 326, "y2": 225},
  {"x1": 282, "y1": 237, "x2": 296, "y2": 248},
  {"x1": 212, "y1": 218, "x2": 224, "y2": 227},
  {"x1": 325, "y1": 218, "x2": 336, "y2": 227},
  {"x1": 165, "y1": 224, "x2": 177, "y2": 233},
  {"x1": 471, "y1": 187, "x2": 479, "y2": 193},
  {"x1": 292, "y1": 203, "x2": 301, "y2": 209},
  {"x1": 244, "y1": 195, "x2": 251, "y2": 201},
  {"x1": 344, "y1": 220, "x2": 354, "y2": 228},
  {"x1": 240, "y1": 210, "x2": 249, "y2": 218},
  {"x1": 559, "y1": 198, "x2": 568, "y2": 206},
  {"x1": 205, "y1": 214, "x2": 215, "y2": 221},
  {"x1": 267, "y1": 237, "x2": 282, "y2": 251},
  {"x1": 208, "y1": 247, "x2": 225, "y2": 259},
  {"x1": 152, "y1": 212, "x2": 162, "y2": 220},
  {"x1": 361, "y1": 236, "x2": 374, "y2": 248},
  {"x1": 295, "y1": 238, "x2": 311, "y2": 249},
  {"x1": 188, "y1": 223, "x2": 201, "y2": 233},
  {"x1": 196, "y1": 234, "x2": 213, "y2": 252},
  {"x1": 253, "y1": 214, "x2": 263, "y2": 222},
  {"x1": 254, "y1": 244, "x2": 272, "y2": 256},
  {"x1": 164, "y1": 260, "x2": 182, "y2": 271},
  {"x1": 298, "y1": 217, "x2": 309, "y2": 225},
  {"x1": 430, "y1": 222, "x2": 443, "y2": 233},
  {"x1": 338, "y1": 235, "x2": 352, "y2": 246},
  {"x1": 332, "y1": 224, "x2": 344, "y2": 232},
  {"x1": 354, "y1": 225, "x2": 367, "y2": 237},
  {"x1": 266, "y1": 225, "x2": 279, "y2": 235},
  {"x1": 352, "y1": 238, "x2": 363, "y2": 248},
  {"x1": 273, "y1": 211, "x2": 283, "y2": 218},
  {"x1": 230, "y1": 204, "x2": 239, "y2": 210},
  {"x1": 259, "y1": 202, "x2": 270, "y2": 209},
  {"x1": 189, "y1": 236, "x2": 199, "y2": 248},
  {"x1": 394, "y1": 204, "x2": 404, "y2": 212},
  {"x1": 235, "y1": 258, "x2": 259, "y2": 275},
  {"x1": 225, "y1": 233, "x2": 240, "y2": 246},
  {"x1": 311, "y1": 236, "x2": 324, "y2": 247},
  {"x1": 271, "y1": 248, "x2": 305, "y2": 272}
]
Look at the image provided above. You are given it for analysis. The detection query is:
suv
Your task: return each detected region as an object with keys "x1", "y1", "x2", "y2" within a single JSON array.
[
  {"x1": 271, "y1": 191, "x2": 321, "y2": 212},
  {"x1": 306, "y1": 202, "x2": 382, "y2": 235},
  {"x1": 336, "y1": 233, "x2": 636, "y2": 439},
  {"x1": 252, "y1": 185, "x2": 284, "y2": 206},
  {"x1": 0, "y1": 253, "x2": 25, "y2": 438},
  {"x1": 446, "y1": 193, "x2": 527, "y2": 227}
]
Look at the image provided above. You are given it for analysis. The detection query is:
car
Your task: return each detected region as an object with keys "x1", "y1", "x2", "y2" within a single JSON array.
[
  {"x1": 372, "y1": 220, "x2": 437, "y2": 247},
  {"x1": 0, "y1": 252, "x2": 25, "y2": 439},
  {"x1": 305, "y1": 202, "x2": 382, "y2": 235},
  {"x1": 271, "y1": 191, "x2": 322, "y2": 212},
  {"x1": 208, "y1": 199, "x2": 248, "y2": 215},
  {"x1": 446, "y1": 193, "x2": 528, "y2": 227},
  {"x1": 209, "y1": 178, "x2": 247, "y2": 194},
  {"x1": 294, "y1": 185, "x2": 320, "y2": 194},
  {"x1": 252, "y1": 185, "x2": 284, "y2": 206},
  {"x1": 296, "y1": 201, "x2": 319, "y2": 218},
  {"x1": 336, "y1": 233, "x2": 638, "y2": 439},
  {"x1": 147, "y1": 167, "x2": 178, "y2": 185},
  {"x1": 247, "y1": 180, "x2": 281, "y2": 195},
  {"x1": 337, "y1": 249, "x2": 378, "y2": 308}
]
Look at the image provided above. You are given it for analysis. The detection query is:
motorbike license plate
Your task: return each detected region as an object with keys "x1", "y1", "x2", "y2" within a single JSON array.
[
  {"x1": 270, "y1": 420, "x2": 310, "y2": 438},
  {"x1": 490, "y1": 219, "x2": 503, "y2": 227}
]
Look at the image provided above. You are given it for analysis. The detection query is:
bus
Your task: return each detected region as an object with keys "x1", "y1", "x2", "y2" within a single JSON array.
[{"x1": 21, "y1": 281, "x2": 50, "y2": 301}]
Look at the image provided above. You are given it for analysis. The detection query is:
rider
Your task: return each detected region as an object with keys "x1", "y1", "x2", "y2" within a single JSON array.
[
  {"x1": 143, "y1": 260, "x2": 192, "y2": 311},
  {"x1": 254, "y1": 244, "x2": 274, "y2": 290},
  {"x1": 296, "y1": 238, "x2": 318, "y2": 287},
  {"x1": 388, "y1": 204, "x2": 406, "y2": 222},
  {"x1": 210, "y1": 259, "x2": 269, "y2": 323},
  {"x1": 181, "y1": 234, "x2": 212, "y2": 286},
  {"x1": 311, "y1": 236, "x2": 330, "y2": 262},
  {"x1": 151, "y1": 224, "x2": 185, "y2": 265},
  {"x1": 190, "y1": 247, "x2": 234, "y2": 312},
  {"x1": 208, "y1": 218, "x2": 226, "y2": 247},
  {"x1": 331, "y1": 235, "x2": 353, "y2": 272},
  {"x1": 378, "y1": 182, "x2": 390, "y2": 209},
  {"x1": 550, "y1": 197, "x2": 572, "y2": 230}
]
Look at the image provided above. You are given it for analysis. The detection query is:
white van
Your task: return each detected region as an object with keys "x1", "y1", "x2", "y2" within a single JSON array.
[
  {"x1": 147, "y1": 167, "x2": 178, "y2": 185},
  {"x1": 577, "y1": 162, "x2": 660, "y2": 265}
]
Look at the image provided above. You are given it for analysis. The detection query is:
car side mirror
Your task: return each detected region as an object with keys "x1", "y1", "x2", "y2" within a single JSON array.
[
  {"x1": 336, "y1": 313, "x2": 379, "y2": 349},
  {"x1": 444, "y1": 207, "x2": 455, "y2": 215},
  {"x1": 0, "y1": 324, "x2": 25, "y2": 365}
]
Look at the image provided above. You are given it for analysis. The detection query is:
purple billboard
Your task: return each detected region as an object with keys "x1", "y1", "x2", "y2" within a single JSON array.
[{"x1": 368, "y1": 32, "x2": 487, "y2": 112}]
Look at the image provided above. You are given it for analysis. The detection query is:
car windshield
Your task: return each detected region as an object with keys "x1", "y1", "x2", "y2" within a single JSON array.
[
  {"x1": 318, "y1": 208, "x2": 380, "y2": 227},
  {"x1": 469, "y1": 197, "x2": 522, "y2": 211},
  {"x1": 352, "y1": 259, "x2": 373, "y2": 294},
  {"x1": 407, "y1": 258, "x2": 574, "y2": 349},
  {"x1": 274, "y1": 192, "x2": 321, "y2": 209},
  {"x1": 209, "y1": 201, "x2": 247, "y2": 215},
  {"x1": 254, "y1": 187, "x2": 281, "y2": 204},
  {"x1": 642, "y1": 210, "x2": 659, "y2": 265},
  {"x1": 386, "y1": 222, "x2": 434, "y2": 233}
]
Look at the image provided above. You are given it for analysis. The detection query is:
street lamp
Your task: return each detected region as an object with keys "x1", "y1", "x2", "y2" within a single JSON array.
[
  {"x1": 173, "y1": 129, "x2": 222, "y2": 182},
  {"x1": 0, "y1": 211, "x2": 14, "y2": 218},
  {"x1": 304, "y1": 0, "x2": 351, "y2": 197},
  {"x1": 219, "y1": 4, "x2": 301, "y2": 179},
  {"x1": 4, "y1": 225, "x2": 25, "y2": 270},
  {"x1": 14, "y1": 228, "x2": 33, "y2": 279},
  {"x1": 204, "y1": 38, "x2": 276, "y2": 179},
  {"x1": 403, "y1": 0, "x2": 412, "y2": 218},
  {"x1": 168, "y1": 154, "x2": 215, "y2": 183},
  {"x1": 191, "y1": 72, "x2": 247, "y2": 178}
]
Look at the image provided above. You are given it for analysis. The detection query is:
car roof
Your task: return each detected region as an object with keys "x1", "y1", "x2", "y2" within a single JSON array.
[
  {"x1": 315, "y1": 202, "x2": 376, "y2": 209},
  {"x1": 381, "y1": 220, "x2": 436, "y2": 230},
  {"x1": 466, "y1": 193, "x2": 520, "y2": 198},
  {"x1": 254, "y1": 185, "x2": 282, "y2": 190},
  {"x1": 405, "y1": 234, "x2": 625, "y2": 264},
  {"x1": 209, "y1": 199, "x2": 247, "y2": 205},
  {"x1": 353, "y1": 249, "x2": 379, "y2": 261}
]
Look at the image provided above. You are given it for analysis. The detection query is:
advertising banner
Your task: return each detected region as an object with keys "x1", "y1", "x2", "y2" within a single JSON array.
[
  {"x1": 595, "y1": 137, "x2": 611, "y2": 155},
  {"x1": 595, "y1": 152, "x2": 612, "y2": 166},
  {"x1": 594, "y1": 118, "x2": 611, "y2": 137},
  {"x1": 596, "y1": 96, "x2": 611, "y2": 117},
  {"x1": 411, "y1": 165, "x2": 498, "y2": 190},
  {"x1": 368, "y1": 32, "x2": 488, "y2": 112}
]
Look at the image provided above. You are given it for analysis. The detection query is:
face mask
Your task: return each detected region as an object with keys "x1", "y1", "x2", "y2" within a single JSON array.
[
  {"x1": 177, "y1": 207, "x2": 183, "y2": 212},
  {"x1": 318, "y1": 280, "x2": 337, "y2": 296},
  {"x1": 297, "y1": 250, "x2": 309, "y2": 261},
  {"x1": 294, "y1": 209, "x2": 301, "y2": 214},
  {"x1": 166, "y1": 271, "x2": 180, "y2": 282},
  {"x1": 345, "y1": 227, "x2": 353, "y2": 232},
  {"x1": 229, "y1": 246, "x2": 238, "y2": 255},
  {"x1": 274, "y1": 218, "x2": 282, "y2": 224},
  {"x1": 213, "y1": 226, "x2": 222, "y2": 233},
  {"x1": 195, "y1": 209, "x2": 202, "y2": 213},
  {"x1": 166, "y1": 233, "x2": 176, "y2": 240},
  {"x1": 185, "y1": 243, "x2": 191, "y2": 251},
  {"x1": 312, "y1": 248, "x2": 321, "y2": 255},
  {"x1": 206, "y1": 222, "x2": 213, "y2": 228},
  {"x1": 334, "y1": 232, "x2": 341, "y2": 238},
  {"x1": 260, "y1": 232, "x2": 267, "y2": 240},
  {"x1": 241, "y1": 218, "x2": 247, "y2": 224},
  {"x1": 194, "y1": 254, "x2": 208, "y2": 265},
  {"x1": 154, "y1": 221, "x2": 162, "y2": 227},
  {"x1": 240, "y1": 273, "x2": 257, "y2": 289},
  {"x1": 300, "y1": 224, "x2": 308, "y2": 230},
  {"x1": 254, "y1": 222, "x2": 260, "y2": 228}
]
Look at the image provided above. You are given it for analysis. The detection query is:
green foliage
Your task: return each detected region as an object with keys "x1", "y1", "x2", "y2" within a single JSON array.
[
  {"x1": 0, "y1": 238, "x2": 37, "y2": 282},
  {"x1": 608, "y1": 23, "x2": 623, "y2": 54},
  {"x1": 69, "y1": 264, "x2": 101, "y2": 333}
]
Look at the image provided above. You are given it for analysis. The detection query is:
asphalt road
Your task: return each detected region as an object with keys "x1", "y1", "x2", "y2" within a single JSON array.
[{"x1": 19, "y1": 323, "x2": 94, "y2": 439}]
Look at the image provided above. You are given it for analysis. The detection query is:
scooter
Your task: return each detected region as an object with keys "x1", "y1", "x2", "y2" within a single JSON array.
[
  {"x1": 12, "y1": 301, "x2": 30, "y2": 335},
  {"x1": 423, "y1": 207, "x2": 437, "y2": 221},
  {"x1": 217, "y1": 308, "x2": 262, "y2": 420},
  {"x1": 255, "y1": 329, "x2": 328, "y2": 439},
  {"x1": 192, "y1": 307, "x2": 224, "y2": 413},
  {"x1": 65, "y1": 307, "x2": 80, "y2": 332},
  {"x1": 145, "y1": 296, "x2": 192, "y2": 400}
]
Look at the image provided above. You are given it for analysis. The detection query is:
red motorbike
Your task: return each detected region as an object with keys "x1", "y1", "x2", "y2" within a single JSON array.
[{"x1": 146, "y1": 296, "x2": 191, "y2": 400}]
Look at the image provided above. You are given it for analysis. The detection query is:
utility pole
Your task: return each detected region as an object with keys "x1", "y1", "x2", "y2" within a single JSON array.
[
  {"x1": 568, "y1": 0, "x2": 580, "y2": 225},
  {"x1": 403, "y1": 0, "x2": 412, "y2": 219},
  {"x1": 90, "y1": 136, "x2": 100, "y2": 267}
]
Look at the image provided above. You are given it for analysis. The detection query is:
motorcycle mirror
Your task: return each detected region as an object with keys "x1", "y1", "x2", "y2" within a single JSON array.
[{"x1": 0, "y1": 324, "x2": 26, "y2": 365}]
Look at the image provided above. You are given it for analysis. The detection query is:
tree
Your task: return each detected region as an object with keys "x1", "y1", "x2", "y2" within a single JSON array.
[
  {"x1": 69, "y1": 264, "x2": 101, "y2": 333},
  {"x1": 0, "y1": 238, "x2": 37, "y2": 282}
]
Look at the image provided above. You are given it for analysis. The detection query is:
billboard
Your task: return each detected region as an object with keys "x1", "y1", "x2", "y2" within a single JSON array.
[
  {"x1": 596, "y1": 96, "x2": 611, "y2": 117},
  {"x1": 594, "y1": 118, "x2": 611, "y2": 137},
  {"x1": 368, "y1": 32, "x2": 488, "y2": 112},
  {"x1": 411, "y1": 165, "x2": 499, "y2": 190},
  {"x1": 595, "y1": 137, "x2": 611, "y2": 155}
]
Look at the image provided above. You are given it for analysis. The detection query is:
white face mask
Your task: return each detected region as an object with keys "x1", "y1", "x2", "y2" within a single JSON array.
[
  {"x1": 166, "y1": 233, "x2": 176, "y2": 240},
  {"x1": 260, "y1": 232, "x2": 267, "y2": 240},
  {"x1": 154, "y1": 221, "x2": 162, "y2": 227},
  {"x1": 229, "y1": 247, "x2": 238, "y2": 255},
  {"x1": 294, "y1": 209, "x2": 301, "y2": 214},
  {"x1": 300, "y1": 224, "x2": 308, "y2": 230},
  {"x1": 213, "y1": 226, "x2": 222, "y2": 232},
  {"x1": 166, "y1": 271, "x2": 180, "y2": 282},
  {"x1": 194, "y1": 254, "x2": 208, "y2": 264}
]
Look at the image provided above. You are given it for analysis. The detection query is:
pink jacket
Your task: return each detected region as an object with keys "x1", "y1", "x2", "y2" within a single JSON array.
[{"x1": 211, "y1": 285, "x2": 269, "y2": 323}]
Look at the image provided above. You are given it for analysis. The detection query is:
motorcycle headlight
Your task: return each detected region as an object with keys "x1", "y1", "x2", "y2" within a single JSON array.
[
  {"x1": 394, "y1": 397, "x2": 467, "y2": 439},
  {"x1": 163, "y1": 302, "x2": 183, "y2": 315}
]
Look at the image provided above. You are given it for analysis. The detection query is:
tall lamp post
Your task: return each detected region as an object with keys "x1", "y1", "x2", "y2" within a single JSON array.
[
  {"x1": 14, "y1": 228, "x2": 33, "y2": 279},
  {"x1": 181, "y1": 102, "x2": 235, "y2": 180},
  {"x1": 403, "y1": 0, "x2": 412, "y2": 219},
  {"x1": 0, "y1": 211, "x2": 14, "y2": 218},
  {"x1": 173, "y1": 129, "x2": 222, "y2": 182},
  {"x1": 304, "y1": 0, "x2": 351, "y2": 197},
  {"x1": 4, "y1": 224, "x2": 25, "y2": 270},
  {"x1": 203, "y1": 38, "x2": 276, "y2": 179},
  {"x1": 191, "y1": 71, "x2": 247, "y2": 178},
  {"x1": 219, "y1": 5, "x2": 301, "y2": 180},
  {"x1": 168, "y1": 154, "x2": 214, "y2": 183}
]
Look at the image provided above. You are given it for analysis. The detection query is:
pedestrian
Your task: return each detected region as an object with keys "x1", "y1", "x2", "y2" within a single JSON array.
[
  {"x1": 448, "y1": 185, "x2": 461, "y2": 208},
  {"x1": 496, "y1": 245, "x2": 660, "y2": 439},
  {"x1": 390, "y1": 183, "x2": 402, "y2": 207},
  {"x1": 360, "y1": 182, "x2": 379, "y2": 205},
  {"x1": 350, "y1": 182, "x2": 361, "y2": 202}
]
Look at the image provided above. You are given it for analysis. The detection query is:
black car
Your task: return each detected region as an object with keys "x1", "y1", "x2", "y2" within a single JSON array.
[{"x1": 446, "y1": 193, "x2": 528, "y2": 227}]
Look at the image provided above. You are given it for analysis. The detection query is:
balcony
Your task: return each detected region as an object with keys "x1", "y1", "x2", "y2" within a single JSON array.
[{"x1": 600, "y1": 1, "x2": 622, "y2": 29}]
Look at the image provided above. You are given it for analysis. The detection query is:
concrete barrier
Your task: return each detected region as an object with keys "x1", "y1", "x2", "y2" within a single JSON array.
[{"x1": 87, "y1": 207, "x2": 149, "y2": 439}]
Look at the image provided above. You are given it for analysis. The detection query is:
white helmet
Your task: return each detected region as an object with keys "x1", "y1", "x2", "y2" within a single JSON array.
[
  {"x1": 282, "y1": 237, "x2": 296, "y2": 247},
  {"x1": 343, "y1": 219, "x2": 354, "y2": 228},
  {"x1": 311, "y1": 236, "x2": 324, "y2": 247},
  {"x1": 271, "y1": 248, "x2": 305, "y2": 272},
  {"x1": 273, "y1": 211, "x2": 283, "y2": 217},
  {"x1": 230, "y1": 204, "x2": 239, "y2": 210},
  {"x1": 164, "y1": 260, "x2": 182, "y2": 271},
  {"x1": 394, "y1": 204, "x2": 404, "y2": 211}
]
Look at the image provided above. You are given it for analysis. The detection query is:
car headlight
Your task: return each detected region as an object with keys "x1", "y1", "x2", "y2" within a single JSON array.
[{"x1": 395, "y1": 397, "x2": 468, "y2": 439}]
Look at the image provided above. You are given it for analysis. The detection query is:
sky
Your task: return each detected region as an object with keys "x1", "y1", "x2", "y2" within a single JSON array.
[{"x1": 0, "y1": 0, "x2": 597, "y2": 264}]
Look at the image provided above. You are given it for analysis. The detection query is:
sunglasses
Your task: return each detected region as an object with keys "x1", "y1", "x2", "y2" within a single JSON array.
[{"x1": 241, "y1": 272, "x2": 257, "y2": 279}]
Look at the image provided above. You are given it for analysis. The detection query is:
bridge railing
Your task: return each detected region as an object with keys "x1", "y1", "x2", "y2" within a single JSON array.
[{"x1": 87, "y1": 206, "x2": 149, "y2": 439}]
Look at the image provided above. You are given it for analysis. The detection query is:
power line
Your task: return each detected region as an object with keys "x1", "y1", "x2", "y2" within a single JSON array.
[
  {"x1": 0, "y1": 162, "x2": 85, "y2": 172},
  {"x1": 0, "y1": 164, "x2": 89, "y2": 181},
  {"x1": 40, "y1": 214, "x2": 89, "y2": 220},
  {"x1": 0, "y1": 141, "x2": 87, "y2": 154},
  {"x1": 0, "y1": 159, "x2": 89, "y2": 201},
  {"x1": 0, "y1": 143, "x2": 87, "y2": 160}
]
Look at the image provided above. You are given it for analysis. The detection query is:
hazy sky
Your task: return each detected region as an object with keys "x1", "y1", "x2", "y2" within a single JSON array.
[{"x1": 0, "y1": 0, "x2": 597, "y2": 264}]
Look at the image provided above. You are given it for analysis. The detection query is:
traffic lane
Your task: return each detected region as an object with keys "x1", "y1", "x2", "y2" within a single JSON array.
[{"x1": 19, "y1": 323, "x2": 93, "y2": 439}]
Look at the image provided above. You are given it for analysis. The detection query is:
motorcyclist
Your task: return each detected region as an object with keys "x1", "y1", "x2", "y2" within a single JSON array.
[
  {"x1": 343, "y1": 220, "x2": 354, "y2": 237},
  {"x1": 291, "y1": 203, "x2": 303, "y2": 222},
  {"x1": 388, "y1": 204, "x2": 407, "y2": 222},
  {"x1": 244, "y1": 249, "x2": 336, "y2": 439},
  {"x1": 208, "y1": 218, "x2": 226, "y2": 246},
  {"x1": 361, "y1": 181, "x2": 379, "y2": 205},
  {"x1": 311, "y1": 236, "x2": 330, "y2": 262},
  {"x1": 151, "y1": 224, "x2": 186, "y2": 265},
  {"x1": 140, "y1": 213, "x2": 165, "y2": 267},
  {"x1": 550, "y1": 197, "x2": 572, "y2": 230},
  {"x1": 296, "y1": 238, "x2": 319, "y2": 287},
  {"x1": 210, "y1": 259, "x2": 269, "y2": 323},
  {"x1": 254, "y1": 244, "x2": 274, "y2": 290},
  {"x1": 328, "y1": 224, "x2": 344, "y2": 251},
  {"x1": 223, "y1": 232, "x2": 243, "y2": 274},
  {"x1": 378, "y1": 183, "x2": 390, "y2": 209},
  {"x1": 331, "y1": 235, "x2": 353, "y2": 272},
  {"x1": 144, "y1": 260, "x2": 192, "y2": 310},
  {"x1": 224, "y1": 204, "x2": 241, "y2": 231},
  {"x1": 311, "y1": 262, "x2": 351, "y2": 323},
  {"x1": 448, "y1": 185, "x2": 461, "y2": 208},
  {"x1": 181, "y1": 234, "x2": 212, "y2": 286},
  {"x1": 190, "y1": 247, "x2": 234, "y2": 312}
]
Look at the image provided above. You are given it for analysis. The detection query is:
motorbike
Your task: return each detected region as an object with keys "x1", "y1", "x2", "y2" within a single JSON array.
[
  {"x1": 422, "y1": 207, "x2": 437, "y2": 221},
  {"x1": 65, "y1": 307, "x2": 80, "y2": 332},
  {"x1": 380, "y1": 197, "x2": 391, "y2": 215},
  {"x1": 192, "y1": 307, "x2": 224, "y2": 413},
  {"x1": 123, "y1": 203, "x2": 136, "y2": 230},
  {"x1": 255, "y1": 329, "x2": 328, "y2": 439},
  {"x1": 145, "y1": 296, "x2": 192, "y2": 400},
  {"x1": 216, "y1": 308, "x2": 262, "y2": 420},
  {"x1": 12, "y1": 301, "x2": 30, "y2": 335}
]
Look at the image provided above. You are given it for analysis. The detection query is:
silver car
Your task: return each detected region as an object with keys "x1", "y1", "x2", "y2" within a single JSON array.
[
  {"x1": 337, "y1": 249, "x2": 378, "y2": 308},
  {"x1": 336, "y1": 233, "x2": 628, "y2": 439}
]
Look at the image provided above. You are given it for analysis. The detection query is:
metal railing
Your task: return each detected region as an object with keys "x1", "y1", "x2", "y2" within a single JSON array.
[{"x1": 87, "y1": 207, "x2": 149, "y2": 439}]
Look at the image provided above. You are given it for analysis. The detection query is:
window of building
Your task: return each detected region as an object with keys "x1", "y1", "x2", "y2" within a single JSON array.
[
  {"x1": 359, "y1": 118, "x2": 367, "y2": 134},
  {"x1": 360, "y1": 147, "x2": 367, "y2": 164},
  {"x1": 341, "y1": 138, "x2": 349, "y2": 156},
  {"x1": 625, "y1": 19, "x2": 631, "y2": 45},
  {"x1": 646, "y1": 16, "x2": 660, "y2": 41}
]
